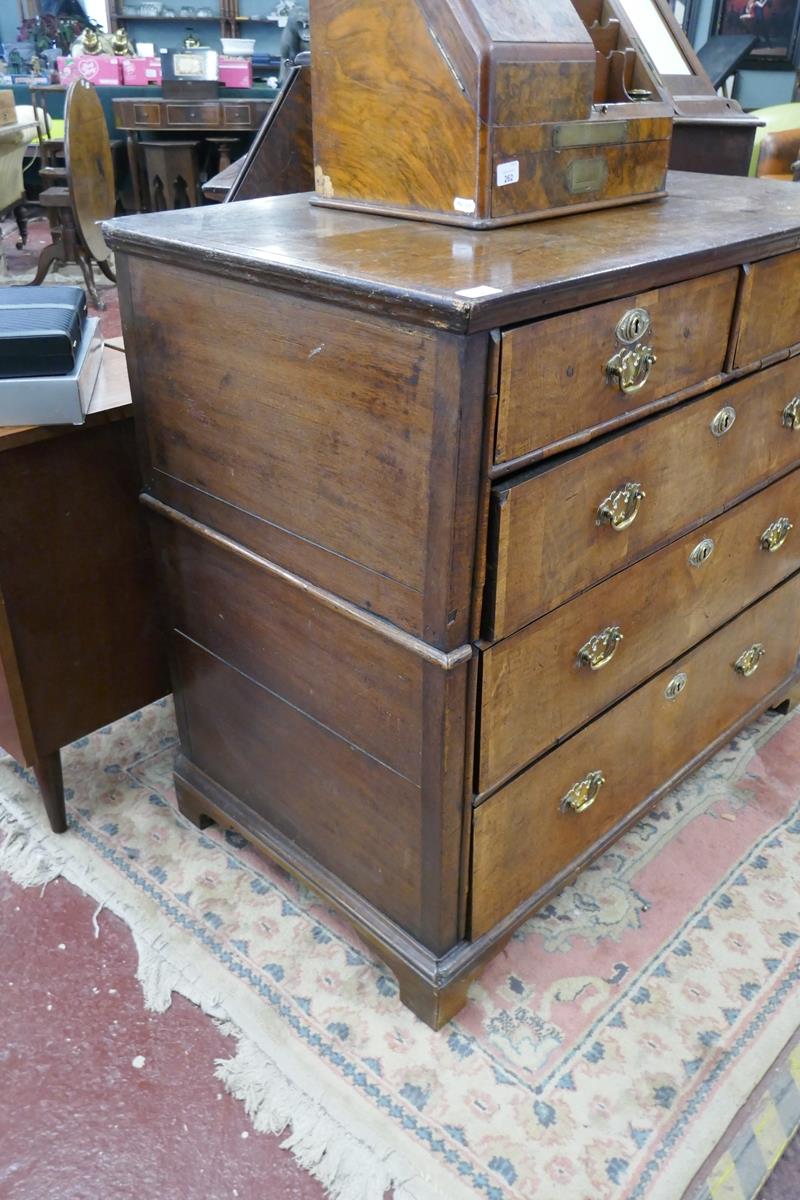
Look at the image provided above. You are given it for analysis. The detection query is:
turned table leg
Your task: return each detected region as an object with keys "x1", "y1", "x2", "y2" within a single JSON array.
[{"x1": 33, "y1": 750, "x2": 67, "y2": 834}]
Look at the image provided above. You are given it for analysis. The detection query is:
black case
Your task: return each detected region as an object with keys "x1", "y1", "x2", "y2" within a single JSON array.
[{"x1": 0, "y1": 287, "x2": 88, "y2": 379}]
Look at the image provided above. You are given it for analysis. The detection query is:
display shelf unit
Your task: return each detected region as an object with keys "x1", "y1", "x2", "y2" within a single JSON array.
[{"x1": 108, "y1": 3, "x2": 284, "y2": 46}]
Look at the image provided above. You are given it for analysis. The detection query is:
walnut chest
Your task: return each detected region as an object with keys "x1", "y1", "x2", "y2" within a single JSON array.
[{"x1": 106, "y1": 172, "x2": 800, "y2": 1029}]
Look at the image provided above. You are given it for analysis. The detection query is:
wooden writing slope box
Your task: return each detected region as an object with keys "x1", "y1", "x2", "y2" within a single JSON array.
[
  {"x1": 106, "y1": 173, "x2": 800, "y2": 1029},
  {"x1": 309, "y1": 0, "x2": 674, "y2": 227}
]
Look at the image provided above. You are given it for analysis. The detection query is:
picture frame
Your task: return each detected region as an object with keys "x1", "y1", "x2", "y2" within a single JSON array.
[{"x1": 712, "y1": 0, "x2": 800, "y2": 68}]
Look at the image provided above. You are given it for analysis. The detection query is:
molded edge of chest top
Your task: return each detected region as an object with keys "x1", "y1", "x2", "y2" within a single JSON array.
[{"x1": 104, "y1": 172, "x2": 800, "y2": 333}]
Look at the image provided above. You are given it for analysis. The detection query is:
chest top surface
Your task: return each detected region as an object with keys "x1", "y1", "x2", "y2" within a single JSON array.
[{"x1": 105, "y1": 172, "x2": 800, "y2": 332}]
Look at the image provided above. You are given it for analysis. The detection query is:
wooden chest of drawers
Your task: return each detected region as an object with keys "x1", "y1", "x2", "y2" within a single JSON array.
[{"x1": 106, "y1": 172, "x2": 800, "y2": 1029}]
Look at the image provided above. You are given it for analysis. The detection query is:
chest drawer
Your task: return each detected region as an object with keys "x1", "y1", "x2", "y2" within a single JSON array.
[
  {"x1": 131, "y1": 103, "x2": 161, "y2": 127},
  {"x1": 472, "y1": 572, "x2": 800, "y2": 938},
  {"x1": 494, "y1": 269, "x2": 739, "y2": 465},
  {"x1": 165, "y1": 103, "x2": 220, "y2": 126},
  {"x1": 488, "y1": 354, "x2": 800, "y2": 639},
  {"x1": 734, "y1": 251, "x2": 800, "y2": 369},
  {"x1": 479, "y1": 469, "x2": 800, "y2": 794},
  {"x1": 222, "y1": 103, "x2": 253, "y2": 127}
]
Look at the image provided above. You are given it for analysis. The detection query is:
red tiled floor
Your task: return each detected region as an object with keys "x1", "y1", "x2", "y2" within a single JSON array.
[{"x1": 0, "y1": 871, "x2": 332, "y2": 1200}]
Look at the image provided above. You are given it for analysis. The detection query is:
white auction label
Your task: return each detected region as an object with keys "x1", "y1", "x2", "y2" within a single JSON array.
[{"x1": 496, "y1": 160, "x2": 520, "y2": 187}]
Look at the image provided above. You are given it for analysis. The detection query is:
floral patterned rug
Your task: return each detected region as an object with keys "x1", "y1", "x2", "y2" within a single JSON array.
[{"x1": 0, "y1": 698, "x2": 798, "y2": 1200}]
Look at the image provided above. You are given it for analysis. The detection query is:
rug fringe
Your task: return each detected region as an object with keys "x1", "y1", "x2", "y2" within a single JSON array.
[
  {"x1": 0, "y1": 798, "x2": 460, "y2": 1200},
  {"x1": 215, "y1": 1033, "x2": 397, "y2": 1200}
]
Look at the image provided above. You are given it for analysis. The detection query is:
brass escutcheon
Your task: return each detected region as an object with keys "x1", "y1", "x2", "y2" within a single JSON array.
[
  {"x1": 711, "y1": 406, "x2": 737, "y2": 438},
  {"x1": 607, "y1": 344, "x2": 657, "y2": 394},
  {"x1": 734, "y1": 644, "x2": 766, "y2": 678},
  {"x1": 689, "y1": 538, "x2": 715, "y2": 568},
  {"x1": 783, "y1": 396, "x2": 800, "y2": 430},
  {"x1": 560, "y1": 770, "x2": 606, "y2": 815},
  {"x1": 665, "y1": 672, "x2": 688, "y2": 701},
  {"x1": 615, "y1": 307, "x2": 652, "y2": 344},
  {"x1": 597, "y1": 482, "x2": 646, "y2": 531},
  {"x1": 761, "y1": 517, "x2": 794, "y2": 554},
  {"x1": 578, "y1": 625, "x2": 624, "y2": 671}
]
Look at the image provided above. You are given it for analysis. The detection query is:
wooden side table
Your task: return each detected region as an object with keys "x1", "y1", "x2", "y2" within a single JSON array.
[
  {"x1": 112, "y1": 96, "x2": 271, "y2": 212},
  {"x1": 0, "y1": 344, "x2": 170, "y2": 832}
]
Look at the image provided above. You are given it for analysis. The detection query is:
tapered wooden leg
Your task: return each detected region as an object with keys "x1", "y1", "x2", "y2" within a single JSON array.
[
  {"x1": 175, "y1": 774, "x2": 214, "y2": 830},
  {"x1": 33, "y1": 750, "x2": 67, "y2": 834}
]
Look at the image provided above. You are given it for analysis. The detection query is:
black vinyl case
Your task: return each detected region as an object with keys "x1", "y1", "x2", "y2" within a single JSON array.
[{"x1": 0, "y1": 287, "x2": 88, "y2": 379}]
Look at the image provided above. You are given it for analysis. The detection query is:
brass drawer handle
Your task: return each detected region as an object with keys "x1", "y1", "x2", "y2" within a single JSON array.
[
  {"x1": 578, "y1": 625, "x2": 623, "y2": 671},
  {"x1": 734, "y1": 644, "x2": 766, "y2": 677},
  {"x1": 689, "y1": 538, "x2": 715, "y2": 568},
  {"x1": 783, "y1": 397, "x2": 800, "y2": 430},
  {"x1": 597, "y1": 482, "x2": 646, "y2": 531},
  {"x1": 560, "y1": 770, "x2": 605, "y2": 815},
  {"x1": 761, "y1": 517, "x2": 794, "y2": 554},
  {"x1": 710, "y1": 406, "x2": 736, "y2": 438},
  {"x1": 606, "y1": 345, "x2": 657, "y2": 394},
  {"x1": 665, "y1": 672, "x2": 688, "y2": 701}
]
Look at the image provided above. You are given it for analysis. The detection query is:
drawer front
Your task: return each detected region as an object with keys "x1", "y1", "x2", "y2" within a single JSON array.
[
  {"x1": 222, "y1": 102, "x2": 253, "y2": 127},
  {"x1": 479, "y1": 470, "x2": 800, "y2": 793},
  {"x1": 735, "y1": 251, "x2": 800, "y2": 369},
  {"x1": 471, "y1": 573, "x2": 800, "y2": 937},
  {"x1": 165, "y1": 103, "x2": 219, "y2": 126},
  {"x1": 489, "y1": 354, "x2": 800, "y2": 639},
  {"x1": 495, "y1": 269, "x2": 738, "y2": 464},
  {"x1": 131, "y1": 103, "x2": 161, "y2": 127}
]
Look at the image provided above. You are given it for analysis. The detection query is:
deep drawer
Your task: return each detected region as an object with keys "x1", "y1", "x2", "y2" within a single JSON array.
[
  {"x1": 471, "y1": 572, "x2": 800, "y2": 938},
  {"x1": 488, "y1": 354, "x2": 800, "y2": 639},
  {"x1": 494, "y1": 268, "x2": 738, "y2": 465},
  {"x1": 479, "y1": 469, "x2": 800, "y2": 794},
  {"x1": 734, "y1": 251, "x2": 800, "y2": 369}
]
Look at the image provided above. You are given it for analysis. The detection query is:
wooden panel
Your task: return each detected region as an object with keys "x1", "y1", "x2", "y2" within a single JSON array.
[
  {"x1": 165, "y1": 103, "x2": 219, "y2": 127},
  {"x1": 472, "y1": 572, "x2": 800, "y2": 937},
  {"x1": 311, "y1": 0, "x2": 481, "y2": 218},
  {"x1": 0, "y1": 586, "x2": 32, "y2": 766},
  {"x1": 479, "y1": 469, "x2": 800, "y2": 793},
  {"x1": 105, "y1": 176, "x2": 800, "y2": 336},
  {"x1": 172, "y1": 632, "x2": 429, "y2": 939},
  {"x1": 495, "y1": 269, "x2": 738, "y2": 464},
  {"x1": 152, "y1": 510, "x2": 425, "y2": 784},
  {"x1": 122, "y1": 258, "x2": 484, "y2": 649},
  {"x1": 735, "y1": 251, "x2": 800, "y2": 368},
  {"x1": 0, "y1": 421, "x2": 168, "y2": 757},
  {"x1": 489, "y1": 127, "x2": 670, "y2": 223},
  {"x1": 488, "y1": 354, "x2": 800, "y2": 638}
]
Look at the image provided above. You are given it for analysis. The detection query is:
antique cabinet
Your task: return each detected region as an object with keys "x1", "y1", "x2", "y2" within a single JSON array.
[{"x1": 106, "y1": 172, "x2": 800, "y2": 1028}]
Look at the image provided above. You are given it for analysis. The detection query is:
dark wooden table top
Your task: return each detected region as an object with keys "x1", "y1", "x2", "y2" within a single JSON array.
[{"x1": 105, "y1": 172, "x2": 800, "y2": 331}]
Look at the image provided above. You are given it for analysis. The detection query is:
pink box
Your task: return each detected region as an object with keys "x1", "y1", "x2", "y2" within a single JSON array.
[
  {"x1": 218, "y1": 56, "x2": 252, "y2": 87},
  {"x1": 57, "y1": 55, "x2": 123, "y2": 86},
  {"x1": 120, "y1": 56, "x2": 162, "y2": 86}
]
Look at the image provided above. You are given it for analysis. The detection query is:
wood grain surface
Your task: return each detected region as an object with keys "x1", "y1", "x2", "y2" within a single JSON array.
[
  {"x1": 104, "y1": 176, "x2": 800, "y2": 333},
  {"x1": 734, "y1": 250, "x2": 800, "y2": 368},
  {"x1": 472, "y1": 571, "x2": 800, "y2": 936},
  {"x1": 479, "y1": 468, "x2": 800, "y2": 793},
  {"x1": 119, "y1": 257, "x2": 487, "y2": 649},
  {"x1": 488, "y1": 355, "x2": 800, "y2": 638},
  {"x1": 495, "y1": 268, "x2": 739, "y2": 463}
]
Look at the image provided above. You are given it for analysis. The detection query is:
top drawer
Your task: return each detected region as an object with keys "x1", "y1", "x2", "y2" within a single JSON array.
[
  {"x1": 494, "y1": 269, "x2": 739, "y2": 465},
  {"x1": 734, "y1": 251, "x2": 800, "y2": 369}
]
